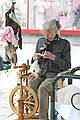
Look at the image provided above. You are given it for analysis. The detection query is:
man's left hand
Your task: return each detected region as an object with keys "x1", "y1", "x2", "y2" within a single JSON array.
[{"x1": 42, "y1": 51, "x2": 56, "y2": 60}]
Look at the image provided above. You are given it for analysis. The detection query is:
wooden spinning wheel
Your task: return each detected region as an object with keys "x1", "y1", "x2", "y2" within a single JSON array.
[
  {"x1": 9, "y1": 62, "x2": 39, "y2": 119},
  {"x1": 9, "y1": 86, "x2": 38, "y2": 118}
]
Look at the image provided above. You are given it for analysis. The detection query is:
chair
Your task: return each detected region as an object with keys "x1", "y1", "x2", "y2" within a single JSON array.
[{"x1": 50, "y1": 66, "x2": 80, "y2": 120}]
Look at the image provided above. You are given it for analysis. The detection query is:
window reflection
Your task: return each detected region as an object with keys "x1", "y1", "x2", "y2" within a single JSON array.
[
  {"x1": 29, "y1": 0, "x2": 80, "y2": 30},
  {"x1": 0, "y1": 0, "x2": 80, "y2": 30},
  {"x1": 0, "y1": 0, "x2": 27, "y2": 29}
]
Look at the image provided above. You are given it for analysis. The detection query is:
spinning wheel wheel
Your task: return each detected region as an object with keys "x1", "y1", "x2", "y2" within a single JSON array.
[{"x1": 9, "y1": 86, "x2": 38, "y2": 118}]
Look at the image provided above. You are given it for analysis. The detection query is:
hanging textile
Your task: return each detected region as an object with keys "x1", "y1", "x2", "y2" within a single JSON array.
[
  {"x1": 0, "y1": 26, "x2": 18, "y2": 71},
  {"x1": 5, "y1": 2, "x2": 22, "y2": 49}
]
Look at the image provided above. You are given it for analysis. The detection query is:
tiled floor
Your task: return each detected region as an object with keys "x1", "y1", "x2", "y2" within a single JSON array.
[{"x1": 0, "y1": 70, "x2": 17, "y2": 120}]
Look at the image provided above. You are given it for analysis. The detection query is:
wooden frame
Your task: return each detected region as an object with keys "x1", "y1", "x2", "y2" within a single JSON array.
[{"x1": 22, "y1": 29, "x2": 80, "y2": 35}]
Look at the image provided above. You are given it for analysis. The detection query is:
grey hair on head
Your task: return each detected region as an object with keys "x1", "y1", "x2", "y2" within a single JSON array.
[{"x1": 42, "y1": 19, "x2": 61, "y2": 31}]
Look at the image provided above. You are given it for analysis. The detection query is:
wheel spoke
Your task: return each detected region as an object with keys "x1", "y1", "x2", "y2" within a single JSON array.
[{"x1": 9, "y1": 86, "x2": 38, "y2": 118}]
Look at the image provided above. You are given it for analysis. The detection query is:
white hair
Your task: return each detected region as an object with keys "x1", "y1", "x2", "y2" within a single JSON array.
[{"x1": 42, "y1": 19, "x2": 61, "y2": 31}]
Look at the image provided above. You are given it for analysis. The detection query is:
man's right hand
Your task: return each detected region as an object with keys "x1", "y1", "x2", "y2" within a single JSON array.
[{"x1": 33, "y1": 53, "x2": 42, "y2": 60}]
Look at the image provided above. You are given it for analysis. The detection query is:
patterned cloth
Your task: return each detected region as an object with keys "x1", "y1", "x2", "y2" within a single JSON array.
[{"x1": 0, "y1": 26, "x2": 18, "y2": 47}]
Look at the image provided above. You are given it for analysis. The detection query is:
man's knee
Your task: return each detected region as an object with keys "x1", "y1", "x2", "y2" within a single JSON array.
[
  {"x1": 38, "y1": 85, "x2": 44, "y2": 92},
  {"x1": 38, "y1": 84, "x2": 48, "y2": 97}
]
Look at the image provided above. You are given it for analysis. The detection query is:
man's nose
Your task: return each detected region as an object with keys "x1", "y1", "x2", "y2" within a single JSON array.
[{"x1": 47, "y1": 33, "x2": 52, "y2": 37}]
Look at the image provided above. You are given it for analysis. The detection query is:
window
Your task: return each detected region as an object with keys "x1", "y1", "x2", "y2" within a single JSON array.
[
  {"x1": 0, "y1": 0, "x2": 80, "y2": 34},
  {"x1": 28, "y1": 0, "x2": 80, "y2": 30},
  {"x1": 0, "y1": 0, "x2": 27, "y2": 29}
]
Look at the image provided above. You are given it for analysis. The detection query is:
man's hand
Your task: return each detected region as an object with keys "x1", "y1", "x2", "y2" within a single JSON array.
[
  {"x1": 41, "y1": 51, "x2": 56, "y2": 60},
  {"x1": 33, "y1": 53, "x2": 42, "y2": 60}
]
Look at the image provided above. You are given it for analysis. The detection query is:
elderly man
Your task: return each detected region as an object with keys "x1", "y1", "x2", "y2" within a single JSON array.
[{"x1": 29, "y1": 19, "x2": 71, "y2": 120}]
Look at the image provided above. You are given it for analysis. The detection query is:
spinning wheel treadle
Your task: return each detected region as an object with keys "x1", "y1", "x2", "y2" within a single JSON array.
[{"x1": 9, "y1": 86, "x2": 38, "y2": 118}]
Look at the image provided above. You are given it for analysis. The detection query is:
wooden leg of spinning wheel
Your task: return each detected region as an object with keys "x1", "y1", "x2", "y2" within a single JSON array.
[
  {"x1": 13, "y1": 47, "x2": 17, "y2": 68},
  {"x1": 18, "y1": 99, "x2": 24, "y2": 120},
  {"x1": 18, "y1": 77, "x2": 24, "y2": 120}
]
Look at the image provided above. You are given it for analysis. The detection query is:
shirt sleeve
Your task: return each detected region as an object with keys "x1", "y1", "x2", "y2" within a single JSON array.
[{"x1": 54, "y1": 41, "x2": 71, "y2": 71}]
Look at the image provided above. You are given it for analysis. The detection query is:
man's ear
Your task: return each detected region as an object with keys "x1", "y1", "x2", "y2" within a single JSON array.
[{"x1": 56, "y1": 20, "x2": 61, "y2": 30}]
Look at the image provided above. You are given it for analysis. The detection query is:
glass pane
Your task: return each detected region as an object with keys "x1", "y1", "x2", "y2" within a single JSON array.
[
  {"x1": 1, "y1": 0, "x2": 80, "y2": 30},
  {"x1": 0, "y1": 0, "x2": 27, "y2": 29},
  {"x1": 29, "y1": 0, "x2": 80, "y2": 30}
]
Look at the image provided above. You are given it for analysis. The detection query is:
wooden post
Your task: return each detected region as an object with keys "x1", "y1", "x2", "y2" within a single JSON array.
[
  {"x1": 18, "y1": 71, "x2": 24, "y2": 120},
  {"x1": 18, "y1": 99, "x2": 23, "y2": 120},
  {"x1": 18, "y1": 62, "x2": 30, "y2": 120},
  {"x1": 13, "y1": 47, "x2": 17, "y2": 68}
]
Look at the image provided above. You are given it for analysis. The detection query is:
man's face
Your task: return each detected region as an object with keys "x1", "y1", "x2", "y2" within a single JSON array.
[{"x1": 43, "y1": 28, "x2": 57, "y2": 41}]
